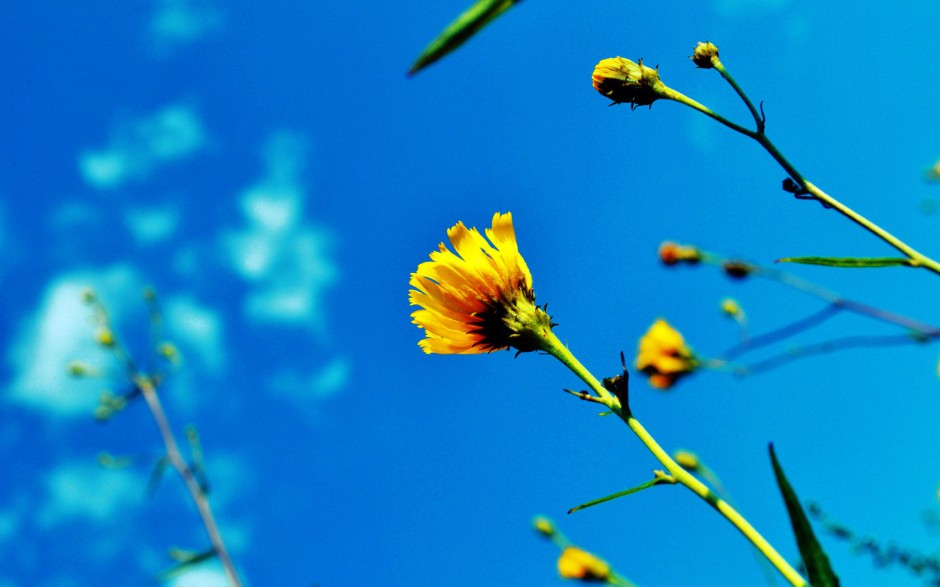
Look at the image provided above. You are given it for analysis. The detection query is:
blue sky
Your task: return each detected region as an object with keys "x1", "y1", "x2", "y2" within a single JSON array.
[{"x1": 2, "y1": 0, "x2": 940, "y2": 585}]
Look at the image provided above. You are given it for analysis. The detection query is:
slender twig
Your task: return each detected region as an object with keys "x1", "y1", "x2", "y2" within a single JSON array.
[{"x1": 135, "y1": 374, "x2": 243, "y2": 587}]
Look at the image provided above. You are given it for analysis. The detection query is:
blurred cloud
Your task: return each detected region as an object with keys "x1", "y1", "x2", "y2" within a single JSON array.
[
  {"x1": 5, "y1": 265, "x2": 142, "y2": 417},
  {"x1": 167, "y1": 566, "x2": 230, "y2": 587},
  {"x1": 149, "y1": 0, "x2": 223, "y2": 55},
  {"x1": 163, "y1": 295, "x2": 226, "y2": 374},
  {"x1": 223, "y1": 133, "x2": 338, "y2": 332},
  {"x1": 79, "y1": 106, "x2": 207, "y2": 190},
  {"x1": 124, "y1": 205, "x2": 180, "y2": 245},
  {"x1": 37, "y1": 462, "x2": 141, "y2": 528}
]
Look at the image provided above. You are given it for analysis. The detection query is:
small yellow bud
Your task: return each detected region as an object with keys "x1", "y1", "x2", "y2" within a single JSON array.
[
  {"x1": 592, "y1": 57, "x2": 665, "y2": 108},
  {"x1": 533, "y1": 516, "x2": 556, "y2": 538},
  {"x1": 557, "y1": 546, "x2": 611, "y2": 582},
  {"x1": 157, "y1": 342, "x2": 180, "y2": 361},
  {"x1": 635, "y1": 319, "x2": 697, "y2": 390},
  {"x1": 720, "y1": 298, "x2": 742, "y2": 318},
  {"x1": 691, "y1": 41, "x2": 719, "y2": 68},
  {"x1": 96, "y1": 329, "x2": 116, "y2": 347},
  {"x1": 674, "y1": 450, "x2": 700, "y2": 472},
  {"x1": 67, "y1": 361, "x2": 90, "y2": 376}
]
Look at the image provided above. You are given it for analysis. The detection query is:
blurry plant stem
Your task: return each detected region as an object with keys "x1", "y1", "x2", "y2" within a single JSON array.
[
  {"x1": 657, "y1": 74, "x2": 940, "y2": 276},
  {"x1": 541, "y1": 333, "x2": 807, "y2": 587},
  {"x1": 135, "y1": 375, "x2": 243, "y2": 587}
]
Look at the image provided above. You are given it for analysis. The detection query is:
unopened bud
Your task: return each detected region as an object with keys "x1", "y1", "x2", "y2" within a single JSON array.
[
  {"x1": 592, "y1": 57, "x2": 665, "y2": 108},
  {"x1": 674, "y1": 450, "x2": 700, "y2": 471},
  {"x1": 80, "y1": 288, "x2": 97, "y2": 304},
  {"x1": 557, "y1": 546, "x2": 611, "y2": 582},
  {"x1": 720, "y1": 298, "x2": 742, "y2": 317},
  {"x1": 723, "y1": 261, "x2": 752, "y2": 279},
  {"x1": 691, "y1": 41, "x2": 719, "y2": 68},
  {"x1": 533, "y1": 516, "x2": 556, "y2": 538},
  {"x1": 67, "y1": 361, "x2": 90, "y2": 376},
  {"x1": 659, "y1": 242, "x2": 701, "y2": 266},
  {"x1": 96, "y1": 329, "x2": 116, "y2": 347}
]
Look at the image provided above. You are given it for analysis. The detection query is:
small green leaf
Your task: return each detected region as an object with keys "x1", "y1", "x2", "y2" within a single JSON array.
[
  {"x1": 408, "y1": 0, "x2": 521, "y2": 75},
  {"x1": 568, "y1": 476, "x2": 672, "y2": 514},
  {"x1": 769, "y1": 444, "x2": 840, "y2": 587},
  {"x1": 776, "y1": 256, "x2": 911, "y2": 268}
]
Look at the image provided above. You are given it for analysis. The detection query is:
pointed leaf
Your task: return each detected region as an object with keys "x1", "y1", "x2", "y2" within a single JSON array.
[
  {"x1": 568, "y1": 476, "x2": 670, "y2": 514},
  {"x1": 409, "y1": 0, "x2": 521, "y2": 75},
  {"x1": 776, "y1": 256, "x2": 910, "y2": 268},
  {"x1": 769, "y1": 444, "x2": 840, "y2": 587}
]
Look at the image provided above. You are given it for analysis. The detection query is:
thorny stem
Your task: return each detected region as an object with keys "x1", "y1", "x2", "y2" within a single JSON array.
[
  {"x1": 135, "y1": 375, "x2": 243, "y2": 587},
  {"x1": 540, "y1": 332, "x2": 808, "y2": 587},
  {"x1": 658, "y1": 83, "x2": 940, "y2": 276}
]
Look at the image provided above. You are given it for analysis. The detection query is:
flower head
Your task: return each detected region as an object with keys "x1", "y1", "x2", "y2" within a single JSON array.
[
  {"x1": 635, "y1": 319, "x2": 697, "y2": 389},
  {"x1": 557, "y1": 546, "x2": 611, "y2": 582},
  {"x1": 690, "y1": 41, "x2": 719, "y2": 68},
  {"x1": 409, "y1": 212, "x2": 554, "y2": 355},
  {"x1": 592, "y1": 57, "x2": 665, "y2": 108}
]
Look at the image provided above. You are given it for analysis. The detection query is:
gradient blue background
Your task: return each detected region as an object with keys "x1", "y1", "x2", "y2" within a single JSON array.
[{"x1": 2, "y1": 1, "x2": 940, "y2": 585}]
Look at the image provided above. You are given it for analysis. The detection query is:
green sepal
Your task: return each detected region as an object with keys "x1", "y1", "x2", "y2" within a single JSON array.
[
  {"x1": 408, "y1": 0, "x2": 521, "y2": 75},
  {"x1": 769, "y1": 444, "x2": 840, "y2": 587},
  {"x1": 776, "y1": 256, "x2": 910, "y2": 268}
]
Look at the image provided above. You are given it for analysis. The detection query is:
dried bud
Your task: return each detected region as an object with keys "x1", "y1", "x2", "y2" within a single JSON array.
[
  {"x1": 658, "y1": 242, "x2": 701, "y2": 266},
  {"x1": 592, "y1": 57, "x2": 665, "y2": 108},
  {"x1": 722, "y1": 261, "x2": 752, "y2": 279},
  {"x1": 691, "y1": 41, "x2": 719, "y2": 68}
]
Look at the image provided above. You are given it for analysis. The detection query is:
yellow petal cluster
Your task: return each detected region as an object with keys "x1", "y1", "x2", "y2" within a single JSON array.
[
  {"x1": 557, "y1": 546, "x2": 611, "y2": 582},
  {"x1": 635, "y1": 319, "x2": 696, "y2": 389},
  {"x1": 409, "y1": 212, "x2": 552, "y2": 354},
  {"x1": 592, "y1": 57, "x2": 664, "y2": 108}
]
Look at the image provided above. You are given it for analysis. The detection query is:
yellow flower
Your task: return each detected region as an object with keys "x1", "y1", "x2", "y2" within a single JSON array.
[
  {"x1": 635, "y1": 319, "x2": 696, "y2": 389},
  {"x1": 592, "y1": 57, "x2": 665, "y2": 108},
  {"x1": 690, "y1": 41, "x2": 719, "y2": 68},
  {"x1": 557, "y1": 546, "x2": 611, "y2": 582},
  {"x1": 409, "y1": 212, "x2": 554, "y2": 354}
]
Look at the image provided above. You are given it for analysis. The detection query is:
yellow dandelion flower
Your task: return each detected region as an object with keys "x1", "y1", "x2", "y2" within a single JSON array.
[
  {"x1": 635, "y1": 319, "x2": 696, "y2": 389},
  {"x1": 409, "y1": 212, "x2": 554, "y2": 355},
  {"x1": 557, "y1": 546, "x2": 611, "y2": 582},
  {"x1": 592, "y1": 56, "x2": 665, "y2": 108}
]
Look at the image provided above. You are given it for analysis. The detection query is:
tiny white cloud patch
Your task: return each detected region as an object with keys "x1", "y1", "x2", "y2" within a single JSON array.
[
  {"x1": 167, "y1": 565, "x2": 230, "y2": 587},
  {"x1": 223, "y1": 133, "x2": 338, "y2": 332},
  {"x1": 270, "y1": 356, "x2": 351, "y2": 407},
  {"x1": 124, "y1": 205, "x2": 181, "y2": 244},
  {"x1": 149, "y1": 0, "x2": 223, "y2": 56},
  {"x1": 79, "y1": 105, "x2": 207, "y2": 190},
  {"x1": 162, "y1": 295, "x2": 226, "y2": 374},
  {"x1": 6, "y1": 265, "x2": 143, "y2": 417},
  {"x1": 38, "y1": 462, "x2": 142, "y2": 528}
]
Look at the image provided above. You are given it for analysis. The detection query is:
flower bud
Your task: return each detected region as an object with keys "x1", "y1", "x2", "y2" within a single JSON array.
[
  {"x1": 674, "y1": 450, "x2": 700, "y2": 471},
  {"x1": 690, "y1": 41, "x2": 719, "y2": 68},
  {"x1": 533, "y1": 516, "x2": 556, "y2": 538},
  {"x1": 658, "y1": 242, "x2": 701, "y2": 266},
  {"x1": 557, "y1": 546, "x2": 611, "y2": 582},
  {"x1": 720, "y1": 298, "x2": 742, "y2": 318},
  {"x1": 722, "y1": 261, "x2": 752, "y2": 279},
  {"x1": 592, "y1": 57, "x2": 665, "y2": 108},
  {"x1": 96, "y1": 328, "x2": 116, "y2": 347}
]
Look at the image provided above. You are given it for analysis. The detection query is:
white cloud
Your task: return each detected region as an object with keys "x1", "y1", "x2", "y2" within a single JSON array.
[
  {"x1": 223, "y1": 133, "x2": 338, "y2": 332},
  {"x1": 38, "y1": 462, "x2": 142, "y2": 528},
  {"x1": 124, "y1": 205, "x2": 180, "y2": 244},
  {"x1": 79, "y1": 106, "x2": 206, "y2": 189},
  {"x1": 162, "y1": 295, "x2": 225, "y2": 374},
  {"x1": 6, "y1": 265, "x2": 143, "y2": 417},
  {"x1": 149, "y1": 0, "x2": 223, "y2": 55},
  {"x1": 0, "y1": 507, "x2": 19, "y2": 543},
  {"x1": 167, "y1": 565, "x2": 230, "y2": 587}
]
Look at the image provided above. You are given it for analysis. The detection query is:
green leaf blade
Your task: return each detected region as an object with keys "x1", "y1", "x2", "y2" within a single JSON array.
[
  {"x1": 776, "y1": 256, "x2": 911, "y2": 268},
  {"x1": 408, "y1": 0, "x2": 521, "y2": 75},
  {"x1": 769, "y1": 444, "x2": 840, "y2": 587}
]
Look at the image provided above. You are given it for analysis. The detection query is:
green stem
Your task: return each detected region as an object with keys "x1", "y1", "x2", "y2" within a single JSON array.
[
  {"x1": 661, "y1": 81, "x2": 940, "y2": 276},
  {"x1": 539, "y1": 331, "x2": 807, "y2": 587},
  {"x1": 712, "y1": 58, "x2": 763, "y2": 131}
]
